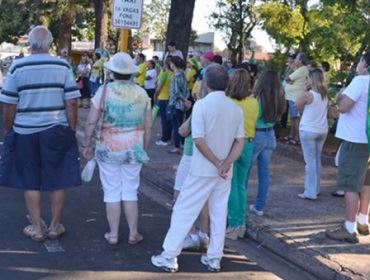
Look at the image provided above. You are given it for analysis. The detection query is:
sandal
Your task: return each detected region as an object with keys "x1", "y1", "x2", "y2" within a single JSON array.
[
  {"x1": 282, "y1": 136, "x2": 291, "y2": 141},
  {"x1": 47, "y1": 224, "x2": 66, "y2": 240},
  {"x1": 289, "y1": 139, "x2": 300, "y2": 145},
  {"x1": 23, "y1": 225, "x2": 46, "y2": 242},
  {"x1": 104, "y1": 232, "x2": 119, "y2": 245},
  {"x1": 128, "y1": 233, "x2": 143, "y2": 245}
]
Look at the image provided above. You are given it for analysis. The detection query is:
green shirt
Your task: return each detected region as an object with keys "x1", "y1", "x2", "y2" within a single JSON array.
[
  {"x1": 255, "y1": 101, "x2": 274, "y2": 129},
  {"x1": 183, "y1": 117, "x2": 193, "y2": 156}
]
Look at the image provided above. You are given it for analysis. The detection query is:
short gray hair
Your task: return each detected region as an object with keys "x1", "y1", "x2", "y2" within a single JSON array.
[
  {"x1": 204, "y1": 64, "x2": 229, "y2": 92},
  {"x1": 28, "y1": 26, "x2": 53, "y2": 51}
]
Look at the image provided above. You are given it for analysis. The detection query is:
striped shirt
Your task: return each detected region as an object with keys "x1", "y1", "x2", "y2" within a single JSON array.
[{"x1": 0, "y1": 54, "x2": 81, "y2": 134}]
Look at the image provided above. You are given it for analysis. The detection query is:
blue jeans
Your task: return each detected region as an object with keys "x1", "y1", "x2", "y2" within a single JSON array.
[
  {"x1": 171, "y1": 109, "x2": 184, "y2": 148},
  {"x1": 252, "y1": 130, "x2": 276, "y2": 211},
  {"x1": 299, "y1": 130, "x2": 327, "y2": 199},
  {"x1": 157, "y1": 100, "x2": 172, "y2": 142}
]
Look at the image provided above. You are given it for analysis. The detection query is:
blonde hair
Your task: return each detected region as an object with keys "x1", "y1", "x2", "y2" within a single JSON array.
[
  {"x1": 309, "y1": 69, "x2": 328, "y2": 99},
  {"x1": 226, "y1": 69, "x2": 252, "y2": 100}
]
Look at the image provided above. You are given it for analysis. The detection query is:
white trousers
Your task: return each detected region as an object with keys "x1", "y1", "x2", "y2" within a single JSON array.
[
  {"x1": 162, "y1": 174, "x2": 231, "y2": 259},
  {"x1": 97, "y1": 161, "x2": 142, "y2": 203}
]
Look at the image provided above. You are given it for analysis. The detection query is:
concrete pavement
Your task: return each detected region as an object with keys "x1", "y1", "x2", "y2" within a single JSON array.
[{"x1": 131, "y1": 112, "x2": 370, "y2": 280}]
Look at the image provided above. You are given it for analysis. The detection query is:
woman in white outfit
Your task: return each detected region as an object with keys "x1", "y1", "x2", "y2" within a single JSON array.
[
  {"x1": 295, "y1": 69, "x2": 328, "y2": 200},
  {"x1": 83, "y1": 53, "x2": 152, "y2": 245}
]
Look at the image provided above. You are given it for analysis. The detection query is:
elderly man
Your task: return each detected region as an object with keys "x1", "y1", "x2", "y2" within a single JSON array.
[
  {"x1": 151, "y1": 64, "x2": 244, "y2": 272},
  {"x1": 0, "y1": 26, "x2": 81, "y2": 242}
]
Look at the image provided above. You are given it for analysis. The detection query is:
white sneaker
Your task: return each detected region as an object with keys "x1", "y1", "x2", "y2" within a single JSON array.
[
  {"x1": 155, "y1": 140, "x2": 168, "y2": 146},
  {"x1": 182, "y1": 234, "x2": 200, "y2": 250},
  {"x1": 200, "y1": 254, "x2": 221, "y2": 272},
  {"x1": 249, "y1": 204, "x2": 264, "y2": 216},
  {"x1": 151, "y1": 254, "x2": 178, "y2": 272}
]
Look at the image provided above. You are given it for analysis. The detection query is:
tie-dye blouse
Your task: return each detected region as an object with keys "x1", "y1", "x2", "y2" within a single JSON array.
[{"x1": 91, "y1": 80, "x2": 151, "y2": 164}]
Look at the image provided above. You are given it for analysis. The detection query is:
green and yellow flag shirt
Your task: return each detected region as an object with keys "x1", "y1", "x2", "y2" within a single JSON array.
[{"x1": 0, "y1": 54, "x2": 81, "y2": 134}]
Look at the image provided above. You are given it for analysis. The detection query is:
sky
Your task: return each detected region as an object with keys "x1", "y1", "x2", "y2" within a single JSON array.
[{"x1": 191, "y1": 0, "x2": 275, "y2": 52}]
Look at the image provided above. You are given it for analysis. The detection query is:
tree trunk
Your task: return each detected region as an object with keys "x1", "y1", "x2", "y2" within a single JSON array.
[
  {"x1": 101, "y1": 0, "x2": 110, "y2": 43},
  {"x1": 57, "y1": 12, "x2": 74, "y2": 52},
  {"x1": 94, "y1": 0, "x2": 103, "y2": 49},
  {"x1": 165, "y1": 0, "x2": 196, "y2": 59}
]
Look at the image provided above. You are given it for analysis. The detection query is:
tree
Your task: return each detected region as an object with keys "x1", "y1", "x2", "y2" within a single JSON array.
[
  {"x1": 210, "y1": 0, "x2": 258, "y2": 63},
  {"x1": 0, "y1": 0, "x2": 30, "y2": 43},
  {"x1": 165, "y1": 0, "x2": 196, "y2": 59},
  {"x1": 94, "y1": 0, "x2": 110, "y2": 49}
]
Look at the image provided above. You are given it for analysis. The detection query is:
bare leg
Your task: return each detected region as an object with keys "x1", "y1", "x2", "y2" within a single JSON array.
[
  {"x1": 106, "y1": 202, "x2": 121, "y2": 237},
  {"x1": 359, "y1": 185, "x2": 370, "y2": 215},
  {"x1": 25, "y1": 191, "x2": 43, "y2": 234},
  {"x1": 123, "y1": 201, "x2": 141, "y2": 239},
  {"x1": 49, "y1": 189, "x2": 65, "y2": 231},
  {"x1": 345, "y1": 192, "x2": 360, "y2": 222}
]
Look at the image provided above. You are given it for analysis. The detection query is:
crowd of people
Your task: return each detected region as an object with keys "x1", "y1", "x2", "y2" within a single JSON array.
[{"x1": 0, "y1": 25, "x2": 369, "y2": 274}]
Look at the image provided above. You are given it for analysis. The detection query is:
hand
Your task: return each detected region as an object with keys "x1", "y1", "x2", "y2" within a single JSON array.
[
  {"x1": 83, "y1": 146, "x2": 94, "y2": 161},
  {"x1": 184, "y1": 99, "x2": 192, "y2": 111},
  {"x1": 218, "y1": 161, "x2": 231, "y2": 179}
]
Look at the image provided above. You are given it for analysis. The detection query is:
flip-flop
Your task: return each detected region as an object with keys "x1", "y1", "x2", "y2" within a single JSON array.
[
  {"x1": 47, "y1": 224, "x2": 66, "y2": 240},
  {"x1": 104, "y1": 232, "x2": 119, "y2": 245},
  {"x1": 128, "y1": 233, "x2": 143, "y2": 245},
  {"x1": 23, "y1": 225, "x2": 46, "y2": 242}
]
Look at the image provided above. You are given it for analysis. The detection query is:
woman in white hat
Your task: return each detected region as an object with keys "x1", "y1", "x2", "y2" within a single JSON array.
[{"x1": 83, "y1": 52, "x2": 152, "y2": 245}]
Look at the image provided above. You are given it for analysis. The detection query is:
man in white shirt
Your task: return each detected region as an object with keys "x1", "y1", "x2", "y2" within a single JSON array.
[
  {"x1": 151, "y1": 64, "x2": 244, "y2": 272},
  {"x1": 326, "y1": 52, "x2": 370, "y2": 243},
  {"x1": 144, "y1": 60, "x2": 157, "y2": 107}
]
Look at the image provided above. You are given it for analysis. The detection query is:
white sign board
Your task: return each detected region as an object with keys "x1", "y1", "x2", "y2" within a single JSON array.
[{"x1": 112, "y1": 0, "x2": 144, "y2": 29}]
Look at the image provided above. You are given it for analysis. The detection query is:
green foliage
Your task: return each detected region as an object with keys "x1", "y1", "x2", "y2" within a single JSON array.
[
  {"x1": 258, "y1": 2, "x2": 305, "y2": 47},
  {"x1": 139, "y1": 0, "x2": 171, "y2": 43},
  {"x1": 258, "y1": 0, "x2": 369, "y2": 84},
  {"x1": 209, "y1": 0, "x2": 258, "y2": 62},
  {"x1": 0, "y1": 0, "x2": 32, "y2": 43}
]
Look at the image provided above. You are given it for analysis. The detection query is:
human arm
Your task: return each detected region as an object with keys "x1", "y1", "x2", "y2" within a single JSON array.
[
  {"x1": 3, "y1": 103, "x2": 16, "y2": 134},
  {"x1": 218, "y1": 138, "x2": 244, "y2": 179},
  {"x1": 335, "y1": 77, "x2": 364, "y2": 113},
  {"x1": 82, "y1": 105, "x2": 102, "y2": 160},
  {"x1": 143, "y1": 103, "x2": 152, "y2": 150},
  {"x1": 295, "y1": 91, "x2": 313, "y2": 112},
  {"x1": 194, "y1": 138, "x2": 223, "y2": 168},
  {"x1": 65, "y1": 99, "x2": 78, "y2": 132},
  {"x1": 336, "y1": 92, "x2": 355, "y2": 113},
  {"x1": 286, "y1": 67, "x2": 305, "y2": 85},
  {"x1": 179, "y1": 117, "x2": 191, "y2": 137}
]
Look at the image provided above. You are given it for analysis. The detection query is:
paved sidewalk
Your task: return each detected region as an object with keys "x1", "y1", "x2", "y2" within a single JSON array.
[
  {"x1": 76, "y1": 108, "x2": 370, "y2": 280},
  {"x1": 140, "y1": 124, "x2": 369, "y2": 279}
]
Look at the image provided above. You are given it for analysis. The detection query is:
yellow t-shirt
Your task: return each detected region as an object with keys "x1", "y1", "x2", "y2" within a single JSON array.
[
  {"x1": 134, "y1": 63, "x2": 147, "y2": 86},
  {"x1": 285, "y1": 66, "x2": 309, "y2": 102},
  {"x1": 232, "y1": 96, "x2": 259, "y2": 138},
  {"x1": 186, "y1": 68, "x2": 197, "y2": 91},
  {"x1": 157, "y1": 70, "x2": 173, "y2": 100}
]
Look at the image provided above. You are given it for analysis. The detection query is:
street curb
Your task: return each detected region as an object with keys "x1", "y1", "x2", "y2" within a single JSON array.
[
  {"x1": 245, "y1": 219, "x2": 366, "y2": 280},
  {"x1": 141, "y1": 162, "x2": 367, "y2": 280}
]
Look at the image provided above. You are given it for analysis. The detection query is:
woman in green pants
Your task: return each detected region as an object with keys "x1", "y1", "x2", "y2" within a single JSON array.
[{"x1": 225, "y1": 69, "x2": 259, "y2": 240}]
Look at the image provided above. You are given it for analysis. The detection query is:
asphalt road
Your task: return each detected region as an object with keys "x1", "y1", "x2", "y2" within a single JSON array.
[{"x1": 0, "y1": 107, "x2": 318, "y2": 280}]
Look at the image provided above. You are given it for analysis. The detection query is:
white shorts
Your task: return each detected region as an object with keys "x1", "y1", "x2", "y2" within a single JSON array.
[
  {"x1": 174, "y1": 155, "x2": 192, "y2": 191},
  {"x1": 97, "y1": 161, "x2": 142, "y2": 203}
]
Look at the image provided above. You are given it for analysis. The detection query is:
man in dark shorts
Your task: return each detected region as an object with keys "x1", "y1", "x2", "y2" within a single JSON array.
[
  {"x1": 0, "y1": 26, "x2": 81, "y2": 242},
  {"x1": 326, "y1": 52, "x2": 370, "y2": 243}
]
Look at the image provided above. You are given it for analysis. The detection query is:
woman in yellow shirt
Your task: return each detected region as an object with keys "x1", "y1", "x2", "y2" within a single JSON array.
[
  {"x1": 154, "y1": 60, "x2": 173, "y2": 146},
  {"x1": 225, "y1": 69, "x2": 259, "y2": 240}
]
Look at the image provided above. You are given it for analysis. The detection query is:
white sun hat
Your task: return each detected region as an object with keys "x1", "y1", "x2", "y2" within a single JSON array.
[{"x1": 105, "y1": 52, "x2": 138, "y2": 74}]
